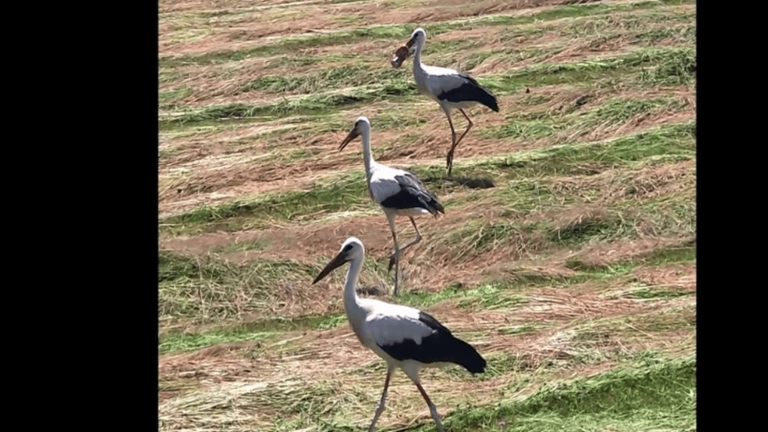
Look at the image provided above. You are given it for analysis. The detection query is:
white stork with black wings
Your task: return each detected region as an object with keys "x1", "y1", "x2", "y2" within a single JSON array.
[
  {"x1": 339, "y1": 116, "x2": 444, "y2": 295},
  {"x1": 313, "y1": 237, "x2": 486, "y2": 432},
  {"x1": 391, "y1": 27, "x2": 500, "y2": 176}
]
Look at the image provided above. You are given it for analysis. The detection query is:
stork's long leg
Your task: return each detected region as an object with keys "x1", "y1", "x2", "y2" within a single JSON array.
[
  {"x1": 388, "y1": 217, "x2": 422, "y2": 272},
  {"x1": 415, "y1": 382, "x2": 445, "y2": 432},
  {"x1": 447, "y1": 108, "x2": 474, "y2": 176},
  {"x1": 368, "y1": 364, "x2": 394, "y2": 432},
  {"x1": 455, "y1": 108, "x2": 474, "y2": 148},
  {"x1": 444, "y1": 109, "x2": 457, "y2": 173},
  {"x1": 385, "y1": 212, "x2": 401, "y2": 295}
]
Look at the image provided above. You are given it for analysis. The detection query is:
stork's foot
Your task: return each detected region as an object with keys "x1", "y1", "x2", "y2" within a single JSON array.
[{"x1": 446, "y1": 151, "x2": 455, "y2": 176}]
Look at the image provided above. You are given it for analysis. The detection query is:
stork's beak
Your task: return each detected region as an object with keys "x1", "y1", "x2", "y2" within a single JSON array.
[
  {"x1": 406, "y1": 37, "x2": 416, "y2": 54},
  {"x1": 312, "y1": 251, "x2": 348, "y2": 284},
  {"x1": 339, "y1": 127, "x2": 359, "y2": 151}
]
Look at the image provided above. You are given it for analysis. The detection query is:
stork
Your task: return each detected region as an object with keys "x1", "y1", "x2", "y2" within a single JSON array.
[
  {"x1": 339, "y1": 116, "x2": 444, "y2": 295},
  {"x1": 391, "y1": 27, "x2": 500, "y2": 176},
  {"x1": 313, "y1": 236, "x2": 487, "y2": 432}
]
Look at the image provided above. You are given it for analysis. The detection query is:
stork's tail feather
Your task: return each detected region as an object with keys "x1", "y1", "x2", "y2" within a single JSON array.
[
  {"x1": 477, "y1": 86, "x2": 499, "y2": 113},
  {"x1": 431, "y1": 200, "x2": 445, "y2": 216},
  {"x1": 422, "y1": 192, "x2": 445, "y2": 216},
  {"x1": 446, "y1": 336, "x2": 487, "y2": 374}
]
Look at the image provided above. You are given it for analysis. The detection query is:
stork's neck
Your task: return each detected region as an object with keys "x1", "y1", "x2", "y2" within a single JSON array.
[
  {"x1": 343, "y1": 255, "x2": 365, "y2": 321},
  {"x1": 412, "y1": 40, "x2": 426, "y2": 74},
  {"x1": 360, "y1": 127, "x2": 375, "y2": 187}
]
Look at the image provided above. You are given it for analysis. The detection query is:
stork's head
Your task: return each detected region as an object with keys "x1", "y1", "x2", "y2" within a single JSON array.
[
  {"x1": 408, "y1": 27, "x2": 427, "y2": 51},
  {"x1": 312, "y1": 237, "x2": 365, "y2": 284},
  {"x1": 338, "y1": 116, "x2": 370, "y2": 151},
  {"x1": 391, "y1": 28, "x2": 426, "y2": 69}
]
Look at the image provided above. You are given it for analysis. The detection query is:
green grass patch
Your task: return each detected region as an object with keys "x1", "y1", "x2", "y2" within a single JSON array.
[
  {"x1": 624, "y1": 286, "x2": 692, "y2": 299},
  {"x1": 480, "y1": 121, "x2": 695, "y2": 178},
  {"x1": 159, "y1": 82, "x2": 419, "y2": 128},
  {"x1": 638, "y1": 46, "x2": 696, "y2": 86},
  {"x1": 483, "y1": 47, "x2": 695, "y2": 96},
  {"x1": 546, "y1": 212, "x2": 626, "y2": 246},
  {"x1": 213, "y1": 239, "x2": 269, "y2": 254},
  {"x1": 160, "y1": 170, "x2": 371, "y2": 235},
  {"x1": 158, "y1": 311, "x2": 348, "y2": 354},
  {"x1": 159, "y1": 328, "x2": 273, "y2": 354},
  {"x1": 642, "y1": 243, "x2": 695, "y2": 265},
  {"x1": 237, "y1": 65, "x2": 398, "y2": 95},
  {"x1": 426, "y1": 357, "x2": 695, "y2": 432},
  {"x1": 565, "y1": 239, "x2": 695, "y2": 272}
]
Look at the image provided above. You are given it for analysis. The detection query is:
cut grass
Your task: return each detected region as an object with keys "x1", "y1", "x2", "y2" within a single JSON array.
[
  {"x1": 478, "y1": 121, "x2": 695, "y2": 178},
  {"x1": 159, "y1": 0, "x2": 678, "y2": 68},
  {"x1": 160, "y1": 328, "x2": 274, "y2": 354},
  {"x1": 213, "y1": 239, "x2": 269, "y2": 254},
  {"x1": 159, "y1": 82, "x2": 420, "y2": 128},
  {"x1": 565, "y1": 240, "x2": 695, "y2": 272},
  {"x1": 159, "y1": 250, "x2": 319, "y2": 323},
  {"x1": 161, "y1": 170, "x2": 370, "y2": 234},
  {"x1": 159, "y1": 6, "x2": 695, "y2": 109},
  {"x1": 158, "y1": 312, "x2": 349, "y2": 355},
  {"x1": 429, "y1": 357, "x2": 695, "y2": 432},
  {"x1": 159, "y1": 247, "x2": 695, "y2": 356},
  {"x1": 158, "y1": 1, "x2": 696, "y2": 430},
  {"x1": 160, "y1": 46, "x2": 694, "y2": 129},
  {"x1": 483, "y1": 95, "x2": 690, "y2": 142},
  {"x1": 483, "y1": 47, "x2": 695, "y2": 96},
  {"x1": 162, "y1": 121, "x2": 694, "y2": 236}
]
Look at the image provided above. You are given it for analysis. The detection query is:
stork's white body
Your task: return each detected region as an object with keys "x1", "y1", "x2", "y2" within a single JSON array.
[
  {"x1": 413, "y1": 64, "x2": 478, "y2": 109},
  {"x1": 314, "y1": 237, "x2": 486, "y2": 432},
  {"x1": 401, "y1": 28, "x2": 500, "y2": 175},
  {"x1": 341, "y1": 117, "x2": 444, "y2": 295},
  {"x1": 368, "y1": 164, "x2": 432, "y2": 219},
  {"x1": 346, "y1": 287, "x2": 448, "y2": 381}
]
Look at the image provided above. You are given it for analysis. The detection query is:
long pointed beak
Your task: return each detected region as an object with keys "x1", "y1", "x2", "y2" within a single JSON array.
[
  {"x1": 312, "y1": 251, "x2": 348, "y2": 284},
  {"x1": 339, "y1": 128, "x2": 359, "y2": 152}
]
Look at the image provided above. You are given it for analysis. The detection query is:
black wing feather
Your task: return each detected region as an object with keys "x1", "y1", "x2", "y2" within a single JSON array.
[
  {"x1": 377, "y1": 311, "x2": 486, "y2": 374},
  {"x1": 438, "y1": 73, "x2": 499, "y2": 112},
  {"x1": 380, "y1": 173, "x2": 444, "y2": 216}
]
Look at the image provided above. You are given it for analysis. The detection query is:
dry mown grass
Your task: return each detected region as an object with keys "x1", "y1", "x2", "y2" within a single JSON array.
[
  {"x1": 159, "y1": 261, "x2": 694, "y2": 430},
  {"x1": 158, "y1": 0, "x2": 695, "y2": 430},
  {"x1": 159, "y1": 0, "x2": 607, "y2": 57}
]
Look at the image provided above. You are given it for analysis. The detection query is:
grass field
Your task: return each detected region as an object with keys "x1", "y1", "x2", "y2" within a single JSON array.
[{"x1": 158, "y1": 0, "x2": 696, "y2": 430}]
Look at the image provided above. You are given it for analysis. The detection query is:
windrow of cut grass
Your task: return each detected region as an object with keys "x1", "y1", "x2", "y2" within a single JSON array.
[
  {"x1": 159, "y1": 12, "x2": 695, "y2": 108},
  {"x1": 159, "y1": 231, "x2": 695, "y2": 356},
  {"x1": 159, "y1": 46, "x2": 694, "y2": 128},
  {"x1": 159, "y1": 0, "x2": 693, "y2": 68},
  {"x1": 159, "y1": 249, "x2": 318, "y2": 324},
  {"x1": 424, "y1": 356, "x2": 695, "y2": 432},
  {"x1": 160, "y1": 120, "x2": 694, "y2": 235},
  {"x1": 158, "y1": 0, "x2": 696, "y2": 430}
]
